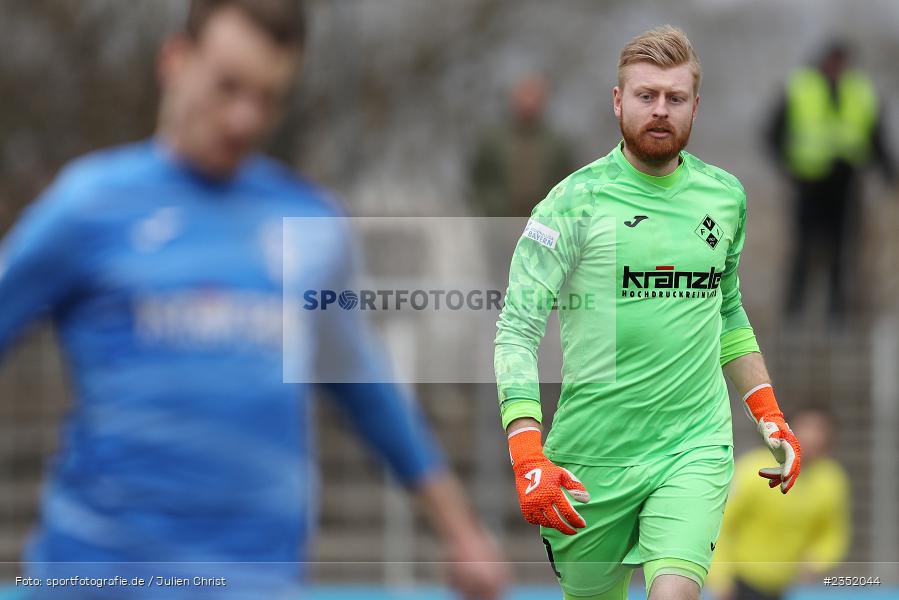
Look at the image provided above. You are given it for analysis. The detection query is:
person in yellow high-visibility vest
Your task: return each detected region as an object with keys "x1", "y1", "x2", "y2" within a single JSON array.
[
  {"x1": 767, "y1": 40, "x2": 894, "y2": 319},
  {"x1": 706, "y1": 409, "x2": 850, "y2": 600}
]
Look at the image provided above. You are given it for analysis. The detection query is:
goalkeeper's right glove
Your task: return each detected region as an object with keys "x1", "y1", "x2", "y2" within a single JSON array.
[{"x1": 507, "y1": 427, "x2": 590, "y2": 535}]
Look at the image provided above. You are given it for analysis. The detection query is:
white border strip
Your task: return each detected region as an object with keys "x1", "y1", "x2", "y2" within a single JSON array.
[
  {"x1": 741, "y1": 382, "x2": 772, "y2": 403},
  {"x1": 507, "y1": 426, "x2": 541, "y2": 439}
]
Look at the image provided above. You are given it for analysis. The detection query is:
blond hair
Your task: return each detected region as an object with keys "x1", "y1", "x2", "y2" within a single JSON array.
[{"x1": 617, "y1": 25, "x2": 702, "y2": 93}]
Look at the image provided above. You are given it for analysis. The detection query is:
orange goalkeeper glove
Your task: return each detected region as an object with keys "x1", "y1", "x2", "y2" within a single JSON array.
[
  {"x1": 507, "y1": 427, "x2": 590, "y2": 535},
  {"x1": 742, "y1": 384, "x2": 801, "y2": 494}
]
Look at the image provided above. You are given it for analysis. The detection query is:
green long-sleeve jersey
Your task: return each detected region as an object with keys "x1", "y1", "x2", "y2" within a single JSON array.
[{"x1": 495, "y1": 142, "x2": 758, "y2": 465}]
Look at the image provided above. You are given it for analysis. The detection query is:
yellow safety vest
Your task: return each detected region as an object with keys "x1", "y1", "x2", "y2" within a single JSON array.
[{"x1": 786, "y1": 68, "x2": 878, "y2": 180}]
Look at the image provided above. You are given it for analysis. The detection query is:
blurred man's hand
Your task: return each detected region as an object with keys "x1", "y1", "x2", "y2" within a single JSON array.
[
  {"x1": 796, "y1": 563, "x2": 821, "y2": 585},
  {"x1": 417, "y1": 474, "x2": 509, "y2": 599},
  {"x1": 447, "y1": 528, "x2": 508, "y2": 600}
]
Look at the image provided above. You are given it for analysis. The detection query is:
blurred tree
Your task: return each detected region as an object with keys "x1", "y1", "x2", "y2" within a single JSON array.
[{"x1": 0, "y1": 0, "x2": 171, "y2": 230}]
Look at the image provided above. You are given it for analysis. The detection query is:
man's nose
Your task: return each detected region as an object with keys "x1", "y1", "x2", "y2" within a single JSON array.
[
  {"x1": 228, "y1": 96, "x2": 266, "y2": 138},
  {"x1": 652, "y1": 96, "x2": 669, "y2": 118}
]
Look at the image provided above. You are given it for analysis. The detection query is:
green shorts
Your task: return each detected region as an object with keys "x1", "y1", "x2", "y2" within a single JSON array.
[{"x1": 540, "y1": 444, "x2": 734, "y2": 597}]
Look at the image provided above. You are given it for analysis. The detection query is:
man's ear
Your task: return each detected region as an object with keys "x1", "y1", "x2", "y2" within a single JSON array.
[
  {"x1": 157, "y1": 34, "x2": 192, "y2": 90},
  {"x1": 612, "y1": 86, "x2": 623, "y2": 118},
  {"x1": 692, "y1": 94, "x2": 700, "y2": 121}
]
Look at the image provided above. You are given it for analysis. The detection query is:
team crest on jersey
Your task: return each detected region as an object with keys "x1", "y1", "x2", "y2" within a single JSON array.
[
  {"x1": 131, "y1": 207, "x2": 182, "y2": 254},
  {"x1": 695, "y1": 214, "x2": 724, "y2": 250}
]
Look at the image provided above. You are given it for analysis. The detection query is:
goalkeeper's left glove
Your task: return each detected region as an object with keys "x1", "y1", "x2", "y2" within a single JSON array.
[{"x1": 742, "y1": 383, "x2": 801, "y2": 494}]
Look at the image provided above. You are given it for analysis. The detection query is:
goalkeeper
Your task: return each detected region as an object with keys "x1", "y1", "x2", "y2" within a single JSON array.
[{"x1": 495, "y1": 26, "x2": 801, "y2": 600}]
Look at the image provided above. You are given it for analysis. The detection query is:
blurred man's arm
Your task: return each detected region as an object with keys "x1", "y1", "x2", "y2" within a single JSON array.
[
  {"x1": 322, "y1": 387, "x2": 507, "y2": 600},
  {"x1": 415, "y1": 473, "x2": 508, "y2": 600},
  {"x1": 322, "y1": 382, "x2": 507, "y2": 599},
  {"x1": 313, "y1": 219, "x2": 507, "y2": 599},
  {"x1": 550, "y1": 136, "x2": 577, "y2": 190},
  {"x1": 764, "y1": 93, "x2": 789, "y2": 175},
  {"x1": 323, "y1": 382, "x2": 447, "y2": 483},
  {"x1": 871, "y1": 105, "x2": 896, "y2": 184},
  {"x1": 313, "y1": 217, "x2": 449, "y2": 485},
  {"x1": 469, "y1": 134, "x2": 505, "y2": 217},
  {"x1": 0, "y1": 173, "x2": 85, "y2": 355}
]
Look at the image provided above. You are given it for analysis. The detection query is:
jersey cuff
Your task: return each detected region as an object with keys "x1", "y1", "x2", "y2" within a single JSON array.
[
  {"x1": 497, "y1": 383, "x2": 539, "y2": 405},
  {"x1": 500, "y1": 399, "x2": 542, "y2": 429},
  {"x1": 720, "y1": 326, "x2": 760, "y2": 366}
]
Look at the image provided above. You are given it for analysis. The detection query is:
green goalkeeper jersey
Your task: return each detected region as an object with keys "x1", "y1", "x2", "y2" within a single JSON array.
[{"x1": 495, "y1": 142, "x2": 756, "y2": 465}]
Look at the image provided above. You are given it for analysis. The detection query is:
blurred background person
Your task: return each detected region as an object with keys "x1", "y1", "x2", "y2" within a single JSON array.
[
  {"x1": 707, "y1": 409, "x2": 850, "y2": 600},
  {"x1": 766, "y1": 40, "x2": 895, "y2": 321},
  {"x1": 469, "y1": 74, "x2": 575, "y2": 219},
  {"x1": 468, "y1": 74, "x2": 577, "y2": 311},
  {"x1": 0, "y1": 1, "x2": 505, "y2": 598}
]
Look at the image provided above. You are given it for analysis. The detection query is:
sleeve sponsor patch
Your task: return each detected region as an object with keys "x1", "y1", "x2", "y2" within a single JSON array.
[{"x1": 522, "y1": 219, "x2": 560, "y2": 249}]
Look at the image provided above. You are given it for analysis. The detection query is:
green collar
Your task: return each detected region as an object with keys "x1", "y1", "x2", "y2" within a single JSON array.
[{"x1": 613, "y1": 141, "x2": 686, "y2": 189}]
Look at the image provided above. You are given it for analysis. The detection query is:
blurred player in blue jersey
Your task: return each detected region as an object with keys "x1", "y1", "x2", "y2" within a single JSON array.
[{"x1": 0, "y1": 1, "x2": 506, "y2": 598}]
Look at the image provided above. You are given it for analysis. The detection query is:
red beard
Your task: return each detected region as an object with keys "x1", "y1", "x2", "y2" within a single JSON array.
[{"x1": 619, "y1": 114, "x2": 692, "y2": 166}]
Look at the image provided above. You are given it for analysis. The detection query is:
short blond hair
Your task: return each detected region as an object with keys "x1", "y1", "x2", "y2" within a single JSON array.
[{"x1": 617, "y1": 25, "x2": 702, "y2": 93}]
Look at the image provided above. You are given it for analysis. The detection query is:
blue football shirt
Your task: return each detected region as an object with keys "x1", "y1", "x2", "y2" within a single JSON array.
[{"x1": 0, "y1": 140, "x2": 443, "y2": 596}]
